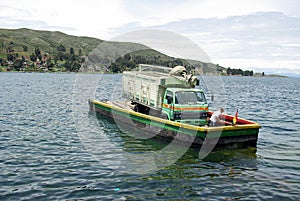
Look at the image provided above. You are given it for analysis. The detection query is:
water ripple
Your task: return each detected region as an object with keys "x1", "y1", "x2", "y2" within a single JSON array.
[{"x1": 0, "y1": 73, "x2": 299, "y2": 200}]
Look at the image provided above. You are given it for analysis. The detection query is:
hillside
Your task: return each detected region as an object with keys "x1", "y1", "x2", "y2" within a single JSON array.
[
  {"x1": 0, "y1": 28, "x2": 101, "y2": 57},
  {"x1": 0, "y1": 28, "x2": 245, "y2": 75}
]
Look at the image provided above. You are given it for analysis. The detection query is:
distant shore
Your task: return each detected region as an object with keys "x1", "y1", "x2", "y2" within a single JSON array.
[{"x1": 0, "y1": 69, "x2": 289, "y2": 78}]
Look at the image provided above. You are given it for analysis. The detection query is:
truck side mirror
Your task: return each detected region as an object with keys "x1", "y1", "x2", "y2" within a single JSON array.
[{"x1": 211, "y1": 95, "x2": 214, "y2": 102}]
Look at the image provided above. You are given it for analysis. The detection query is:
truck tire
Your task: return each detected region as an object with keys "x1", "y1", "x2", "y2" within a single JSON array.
[
  {"x1": 133, "y1": 104, "x2": 138, "y2": 112},
  {"x1": 133, "y1": 104, "x2": 150, "y2": 115}
]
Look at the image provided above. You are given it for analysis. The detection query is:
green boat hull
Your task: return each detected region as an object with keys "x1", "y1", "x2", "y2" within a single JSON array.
[{"x1": 89, "y1": 99, "x2": 261, "y2": 147}]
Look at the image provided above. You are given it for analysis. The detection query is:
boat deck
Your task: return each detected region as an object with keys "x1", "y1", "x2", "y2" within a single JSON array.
[
  {"x1": 105, "y1": 100, "x2": 257, "y2": 127},
  {"x1": 108, "y1": 100, "x2": 133, "y2": 110}
]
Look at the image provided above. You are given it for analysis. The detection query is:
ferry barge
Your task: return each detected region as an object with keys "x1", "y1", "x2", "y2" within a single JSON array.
[{"x1": 89, "y1": 64, "x2": 261, "y2": 147}]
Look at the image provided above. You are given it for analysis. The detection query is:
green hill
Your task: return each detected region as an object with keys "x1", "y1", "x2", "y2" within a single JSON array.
[
  {"x1": 0, "y1": 28, "x2": 229, "y2": 74},
  {"x1": 0, "y1": 28, "x2": 101, "y2": 57}
]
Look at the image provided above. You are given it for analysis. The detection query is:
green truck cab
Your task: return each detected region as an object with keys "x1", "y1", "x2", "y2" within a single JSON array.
[{"x1": 162, "y1": 88, "x2": 208, "y2": 126}]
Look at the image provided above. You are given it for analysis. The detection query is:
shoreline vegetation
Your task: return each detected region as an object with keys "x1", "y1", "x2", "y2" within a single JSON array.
[
  {"x1": 0, "y1": 28, "x2": 286, "y2": 77},
  {"x1": 0, "y1": 69, "x2": 287, "y2": 78}
]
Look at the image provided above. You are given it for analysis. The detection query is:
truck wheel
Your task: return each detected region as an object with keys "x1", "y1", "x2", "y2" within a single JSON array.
[
  {"x1": 133, "y1": 104, "x2": 138, "y2": 112},
  {"x1": 134, "y1": 104, "x2": 142, "y2": 113}
]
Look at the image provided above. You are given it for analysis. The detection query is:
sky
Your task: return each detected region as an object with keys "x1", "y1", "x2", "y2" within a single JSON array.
[{"x1": 0, "y1": 0, "x2": 299, "y2": 76}]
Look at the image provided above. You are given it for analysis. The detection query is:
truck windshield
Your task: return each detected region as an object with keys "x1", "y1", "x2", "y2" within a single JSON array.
[{"x1": 175, "y1": 91, "x2": 207, "y2": 104}]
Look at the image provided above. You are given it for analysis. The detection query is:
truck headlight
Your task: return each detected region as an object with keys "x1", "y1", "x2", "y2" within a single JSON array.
[
  {"x1": 200, "y1": 112, "x2": 208, "y2": 118},
  {"x1": 173, "y1": 111, "x2": 182, "y2": 120}
]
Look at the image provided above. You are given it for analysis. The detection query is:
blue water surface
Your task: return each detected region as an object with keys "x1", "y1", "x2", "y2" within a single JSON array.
[{"x1": 0, "y1": 72, "x2": 299, "y2": 200}]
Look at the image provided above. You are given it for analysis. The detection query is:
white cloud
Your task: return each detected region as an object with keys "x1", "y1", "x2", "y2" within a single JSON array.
[
  {"x1": 0, "y1": 5, "x2": 31, "y2": 18},
  {"x1": 149, "y1": 12, "x2": 300, "y2": 73},
  {"x1": 0, "y1": 0, "x2": 298, "y2": 38},
  {"x1": 122, "y1": 0, "x2": 279, "y2": 27},
  {"x1": 0, "y1": 0, "x2": 134, "y2": 38}
]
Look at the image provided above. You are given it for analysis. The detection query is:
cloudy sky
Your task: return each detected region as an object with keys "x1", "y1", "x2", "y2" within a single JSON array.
[{"x1": 0, "y1": 0, "x2": 299, "y2": 75}]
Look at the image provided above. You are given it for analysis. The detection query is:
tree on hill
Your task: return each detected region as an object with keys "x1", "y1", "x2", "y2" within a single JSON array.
[
  {"x1": 70, "y1": 47, "x2": 75, "y2": 55},
  {"x1": 22, "y1": 45, "x2": 28, "y2": 52},
  {"x1": 6, "y1": 46, "x2": 14, "y2": 53},
  {"x1": 243, "y1": 70, "x2": 253, "y2": 76},
  {"x1": 30, "y1": 53, "x2": 37, "y2": 62},
  {"x1": 65, "y1": 60, "x2": 81, "y2": 72},
  {"x1": 78, "y1": 49, "x2": 82, "y2": 56},
  {"x1": 226, "y1": 67, "x2": 253, "y2": 76},
  {"x1": 57, "y1": 44, "x2": 66, "y2": 52},
  {"x1": 7, "y1": 53, "x2": 15, "y2": 62},
  {"x1": 13, "y1": 59, "x2": 23, "y2": 71}
]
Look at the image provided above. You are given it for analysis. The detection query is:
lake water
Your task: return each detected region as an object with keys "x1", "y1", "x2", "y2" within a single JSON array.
[{"x1": 0, "y1": 72, "x2": 299, "y2": 200}]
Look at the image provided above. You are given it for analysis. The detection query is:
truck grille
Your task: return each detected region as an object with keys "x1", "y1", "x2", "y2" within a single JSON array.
[{"x1": 174, "y1": 111, "x2": 207, "y2": 120}]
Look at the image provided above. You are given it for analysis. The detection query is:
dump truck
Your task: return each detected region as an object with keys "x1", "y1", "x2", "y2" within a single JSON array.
[{"x1": 122, "y1": 64, "x2": 209, "y2": 126}]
